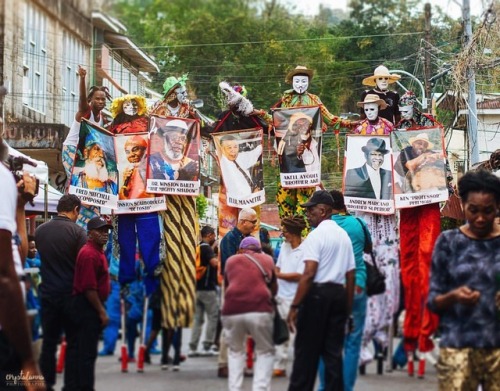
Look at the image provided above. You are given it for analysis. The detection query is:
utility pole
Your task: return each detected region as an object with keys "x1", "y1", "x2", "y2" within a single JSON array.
[
  {"x1": 424, "y1": 3, "x2": 432, "y2": 113},
  {"x1": 463, "y1": 0, "x2": 479, "y2": 165}
]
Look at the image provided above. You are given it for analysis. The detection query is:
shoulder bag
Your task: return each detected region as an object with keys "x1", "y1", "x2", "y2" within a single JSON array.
[
  {"x1": 244, "y1": 254, "x2": 290, "y2": 345},
  {"x1": 355, "y1": 218, "x2": 386, "y2": 297}
]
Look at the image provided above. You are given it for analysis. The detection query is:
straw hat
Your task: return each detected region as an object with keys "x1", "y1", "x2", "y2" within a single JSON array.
[
  {"x1": 285, "y1": 66, "x2": 314, "y2": 84},
  {"x1": 362, "y1": 65, "x2": 401, "y2": 87},
  {"x1": 356, "y1": 94, "x2": 388, "y2": 109},
  {"x1": 408, "y1": 133, "x2": 434, "y2": 149}
]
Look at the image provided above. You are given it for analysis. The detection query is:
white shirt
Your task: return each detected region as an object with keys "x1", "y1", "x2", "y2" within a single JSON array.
[
  {"x1": 0, "y1": 164, "x2": 24, "y2": 290},
  {"x1": 220, "y1": 145, "x2": 262, "y2": 197},
  {"x1": 300, "y1": 219, "x2": 355, "y2": 284},
  {"x1": 366, "y1": 164, "x2": 382, "y2": 199},
  {"x1": 276, "y1": 242, "x2": 304, "y2": 299}
]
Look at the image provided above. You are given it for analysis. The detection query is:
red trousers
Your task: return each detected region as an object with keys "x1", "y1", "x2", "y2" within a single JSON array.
[{"x1": 400, "y1": 204, "x2": 440, "y2": 353}]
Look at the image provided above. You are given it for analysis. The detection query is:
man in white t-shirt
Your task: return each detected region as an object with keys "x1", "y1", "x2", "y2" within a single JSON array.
[
  {"x1": 273, "y1": 215, "x2": 307, "y2": 377},
  {"x1": 287, "y1": 190, "x2": 355, "y2": 391},
  {"x1": 0, "y1": 139, "x2": 44, "y2": 389}
]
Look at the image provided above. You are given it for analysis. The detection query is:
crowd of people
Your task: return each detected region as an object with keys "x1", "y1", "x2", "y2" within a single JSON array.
[{"x1": 1, "y1": 62, "x2": 499, "y2": 391}]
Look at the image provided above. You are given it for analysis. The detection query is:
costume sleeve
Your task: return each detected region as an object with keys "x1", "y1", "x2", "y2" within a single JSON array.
[
  {"x1": 311, "y1": 94, "x2": 351, "y2": 131},
  {"x1": 427, "y1": 232, "x2": 452, "y2": 314}
]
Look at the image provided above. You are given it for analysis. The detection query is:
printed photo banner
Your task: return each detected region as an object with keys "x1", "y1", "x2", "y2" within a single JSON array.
[
  {"x1": 391, "y1": 127, "x2": 448, "y2": 208},
  {"x1": 272, "y1": 106, "x2": 322, "y2": 188},
  {"x1": 69, "y1": 120, "x2": 119, "y2": 209},
  {"x1": 212, "y1": 128, "x2": 265, "y2": 208},
  {"x1": 114, "y1": 133, "x2": 166, "y2": 214},
  {"x1": 146, "y1": 115, "x2": 201, "y2": 196},
  {"x1": 343, "y1": 134, "x2": 395, "y2": 215}
]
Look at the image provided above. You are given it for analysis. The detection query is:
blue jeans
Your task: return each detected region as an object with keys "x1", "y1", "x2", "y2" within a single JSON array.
[
  {"x1": 318, "y1": 289, "x2": 367, "y2": 391},
  {"x1": 101, "y1": 280, "x2": 120, "y2": 354},
  {"x1": 118, "y1": 213, "x2": 160, "y2": 295}
]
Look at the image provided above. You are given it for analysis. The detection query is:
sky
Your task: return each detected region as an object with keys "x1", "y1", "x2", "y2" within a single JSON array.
[{"x1": 283, "y1": 0, "x2": 485, "y2": 19}]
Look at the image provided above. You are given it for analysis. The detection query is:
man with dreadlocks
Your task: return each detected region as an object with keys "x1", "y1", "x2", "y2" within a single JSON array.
[
  {"x1": 62, "y1": 65, "x2": 113, "y2": 225},
  {"x1": 273, "y1": 65, "x2": 355, "y2": 221},
  {"x1": 149, "y1": 75, "x2": 202, "y2": 370}
]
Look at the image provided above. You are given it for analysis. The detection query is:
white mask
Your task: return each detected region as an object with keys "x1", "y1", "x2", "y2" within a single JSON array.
[
  {"x1": 399, "y1": 105, "x2": 414, "y2": 120},
  {"x1": 364, "y1": 103, "x2": 379, "y2": 121},
  {"x1": 123, "y1": 99, "x2": 138, "y2": 116},
  {"x1": 375, "y1": 77, "x2": 389, "y2": 91},
  {"x1": 293, "y1": 76, "x2": 309, "y2": 94},
  {"x1": 175, "y1": 86, "x2": 188, "y2": 104}
]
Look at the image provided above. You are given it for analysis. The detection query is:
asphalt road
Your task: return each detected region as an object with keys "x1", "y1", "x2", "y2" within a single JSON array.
[{"x1": 51, "y1": 329, "x2": 438, "y2": 391}]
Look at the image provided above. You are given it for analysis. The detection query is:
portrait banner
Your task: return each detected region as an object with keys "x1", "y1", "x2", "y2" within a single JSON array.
[
  {"x1": 212, "y1": 128, "x2": 265, "y2": 208},
  {"x1": 391, "y1": 127, "x2": 448, "y2": 208},
  {"x1": 343, "y1": 134, "x2": 395, "y2": 215},
  {"x1": 272, "y1": 106, "x2": 322, "y2": 188},
  {"x1": 68, "y1": 120, "x2": 119, "y2": 209},
  {"x1": 114, "y1": 133, "x2": 166, "y2": 214},
  {"x1": 146, "y1": 115, "x2": 201, "y2": 196}
]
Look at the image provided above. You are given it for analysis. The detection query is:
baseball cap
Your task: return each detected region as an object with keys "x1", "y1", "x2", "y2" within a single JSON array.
[
  {"x1": 239, "y1": 236, "x2": 261, "y2": 252},
  {"x1": 300, "y1": 190, "x2": 335, "y2": 208},
  {"x1": 87, "y1": 216, "x2": 113, "y2": 231}
]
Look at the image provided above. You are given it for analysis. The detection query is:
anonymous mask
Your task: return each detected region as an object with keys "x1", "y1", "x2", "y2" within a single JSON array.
[
  {"x1": 375, "y1": 77, "x2": 389, "y2": 91},
  {"x1": 123, "y1": 99, "x2": 138, "y2": 116},
  {"x1": 364, "y1": 103, "x2": 379, "y2": 121},
  {"x1": 399, "y1": 105, "x2": 414, "y2": 121},
  {"x1": 292, "y1": 76, "x2": 309, "y2": 94},
  {"x1": 175, "y1": 86, "x2": 188, "y2": 104}
]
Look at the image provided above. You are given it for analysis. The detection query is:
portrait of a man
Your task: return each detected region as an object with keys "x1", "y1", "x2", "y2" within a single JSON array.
[
  {"x1": 149, "y1": 119, "x2": 199, "y2": 181},
  {"x1": 218, "y1": 134, "x2": 262, "y2": 198},
  {"x1": 394, "y1": 132, "x2": 446, "y2": 193},
  {"x1": 344, "y1": 137, "x2": 392, "y2": 199},
  {"x1": 277, "y1": 112, "x2": 321, "y2": 175},
  {"x1": 119, "y1": 135, "x2": 149, "y2": 199},
  {"x1": 71, "y1": 134, "x2": 118, "y2": 194}
]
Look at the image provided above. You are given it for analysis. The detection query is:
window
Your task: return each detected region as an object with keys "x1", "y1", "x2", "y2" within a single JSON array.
[
  {"x1": 23, "y1": 3, "x2": 47, "y2": 113},
  {"x1": 60, "y1": 31, "x2": 87, "y2": 126}
]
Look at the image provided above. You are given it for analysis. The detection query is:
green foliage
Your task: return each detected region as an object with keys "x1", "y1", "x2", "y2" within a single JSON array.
[
  {"x1": 196, "y1": 194, "x2": 208, "y2": 219},
  {"x1": 109, "y1": 0, "x2": 466, "y2": 196}
]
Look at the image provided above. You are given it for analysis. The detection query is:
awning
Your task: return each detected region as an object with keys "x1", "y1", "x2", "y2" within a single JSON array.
[{"x1": 104, "y1": 32, "x2": 159, "y2": 73}]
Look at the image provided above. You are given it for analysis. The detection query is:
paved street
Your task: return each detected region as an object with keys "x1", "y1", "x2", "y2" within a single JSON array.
[{"x1": 51, "y1": 330, "x2": 438, "y2": 391}]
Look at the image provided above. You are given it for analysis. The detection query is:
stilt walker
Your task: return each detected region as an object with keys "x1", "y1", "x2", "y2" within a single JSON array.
[
  {"x1": 395, "y1": 91, "x2": 454, "y2": 378},
  {"x1": 149, "y1": 75, "x2": 203, "y2": 367}
]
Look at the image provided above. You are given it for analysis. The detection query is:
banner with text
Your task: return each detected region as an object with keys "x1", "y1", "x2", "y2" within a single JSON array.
[
  {"x1": 114, "y1": 133, "x2": 166, "y2": 214},
  {"x1": 343, "y1": 134, "x2": 395, "y2": 215},
  {"x1": 69, "y1": 120, "x2": 119, "y2": 209},
  {"x1": 391, "y1": 127, "x2": 448, "y2": 208},
  {"x1": 272, "y1": 106, "x2": 322, "y2": 188},
  {"x1": 212, "y1": 128, "x2": 265, "y2": 208},
  {"x1": 146, "y1": 115, "x2": 200, "y2": 196}
]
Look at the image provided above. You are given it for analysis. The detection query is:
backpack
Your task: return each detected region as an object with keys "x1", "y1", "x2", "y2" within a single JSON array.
[{"x1": 195, "y1": 242, "x2": 210, "y2": 281}]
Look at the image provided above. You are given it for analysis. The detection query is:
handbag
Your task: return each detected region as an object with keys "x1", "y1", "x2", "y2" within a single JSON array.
[
  {"x1": 244, "y1": 254, "x2": 290, "y2": 345},
  {"x1": 355, "y1": 218, "x2": 386, "y2": 297}
]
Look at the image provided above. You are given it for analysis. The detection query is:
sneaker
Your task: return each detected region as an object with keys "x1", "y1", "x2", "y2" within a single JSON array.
[
  {"x1": 273, "y1": 369, "x2": 286, "y2": 377},
  {"x1": 199, "y1": 347, "x2": 217, "y2": 357},
  {"x1": 187, "y1": 350, "x2": 200, "y2": 358},
  {"x1": 149, "y1": 348, "x2": 162, "y2": 355},
  {"x1": 98, "y1": 350, "x2": 113, "y2": 357},
  {"x1": 161, "y1": 363, "x2": 168, "y2": 370},
  {"x1": 172, "y1": 365, "x2": 180, "y2": 371}
]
